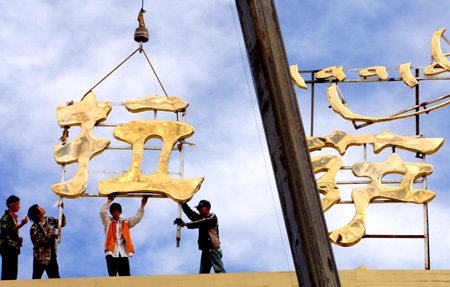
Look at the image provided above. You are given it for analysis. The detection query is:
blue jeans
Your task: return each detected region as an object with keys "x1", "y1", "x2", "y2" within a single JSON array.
[{"x1": 199, "y1": 248, "x2": 226, "y2": 274}]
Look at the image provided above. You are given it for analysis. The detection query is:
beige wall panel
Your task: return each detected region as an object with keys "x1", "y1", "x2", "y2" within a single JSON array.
[{"x1": 2, "y1": 270, "x2": 450, "y2": 287}]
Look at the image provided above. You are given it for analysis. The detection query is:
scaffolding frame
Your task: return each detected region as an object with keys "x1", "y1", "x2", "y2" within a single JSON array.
[{"x1": 297, "y1": 66, "x2": 444, "y2": 270}]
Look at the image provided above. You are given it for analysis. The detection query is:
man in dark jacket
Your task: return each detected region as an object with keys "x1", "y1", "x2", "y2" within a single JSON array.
[{"x1": 174, "y1": 199, "x2": 226, "y2": 274}]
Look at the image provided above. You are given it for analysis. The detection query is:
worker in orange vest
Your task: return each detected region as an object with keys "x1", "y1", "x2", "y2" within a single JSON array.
[{"x1": 100, "y1": 195, "x2": 148, "y2": 276}]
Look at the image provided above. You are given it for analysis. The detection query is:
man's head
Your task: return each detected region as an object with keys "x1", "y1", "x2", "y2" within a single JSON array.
[
  {"x1": 195, "y1": 200, "x2": 211, "y2": 217},
  {"x1": 6, "y1": 195, "x2": 20, "y2": 212},
  {"x1": 28, "y1": 204, "x2": 45, "y2": 223},
  {"x1": 110, "y1": 203, "x2": 122, "y2": 220}
]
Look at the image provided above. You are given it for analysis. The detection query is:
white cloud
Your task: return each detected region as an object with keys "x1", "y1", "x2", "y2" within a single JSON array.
[{"x1": 1, "y1": 0, "x2": 450, "y2": 280}]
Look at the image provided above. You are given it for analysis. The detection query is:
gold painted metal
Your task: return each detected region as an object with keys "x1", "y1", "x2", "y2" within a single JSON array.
[
  {"x1": 327, "y1": 83, "x2": 450, "y2": 122},
  {"x1": 98, "y1": 120, "x2": 204, "y2": 203},
  {"x1": 424, "y1": 28, "x2": 450, "y2": 76},
  {"x1": 125, "y1": 95, "x2": 189, "y2": 113},
  {"x1": 307, "y1": 129, "x2": 444, "y2": 156},
  {"x1": 329, "y1": 153, "x2": 435, "y2": 247},
  {"x1": 290, "y1": 64, "x2": 308, "y2": 90},
  {"x1": 399, "y1": 63, "x2": 419, "y2": 88},
  {"x1": 52, "y1": 92, "x2": 112, "y2": 198},
  {"x1": 312, "y1": 155, "x2": 344, "y2": 212},
  {"x1": 358, "y1": 66, "x2": 388, "y2": 80},
  {"x1": 316, "y1": 66, "x2": 346, "y2": 81},
  {"x1": 307, "y1": 137, "x2": 326, "y2": 152}
]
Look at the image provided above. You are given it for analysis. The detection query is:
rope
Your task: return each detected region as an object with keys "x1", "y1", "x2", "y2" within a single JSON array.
[
  {"x1": 142, "y1": 49, "x2": 169, "y2": 97},
  {"x1": 81, "y1": 48, "x2": 140, "y2": 101},
  {"x1": 228, "y1": 1, "x2": 295, "y2": 284},
  {"x1": 80, "y1": 46, "x2": 169, "y2": 101}
]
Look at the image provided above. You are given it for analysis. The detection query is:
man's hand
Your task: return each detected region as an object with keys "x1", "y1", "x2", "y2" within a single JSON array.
[
  {"x1": 21, "y1": 216, "x2": 28, "y2": 226},
  {"x1": 107, "y1": 195, "x2": 116, "y2": 204},
  {"x1": 13, "y1": 217, "x2": 28, "y2": 231},
  {"x1": 141, "y1": 196, "x2": 149, "y2": 208},
  {"x1": 173, "y1": 218, "x2": 186, "y2": 227}
]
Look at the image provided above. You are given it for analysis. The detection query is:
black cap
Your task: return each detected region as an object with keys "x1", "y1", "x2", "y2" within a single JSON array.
[{"x1": 195, "y1": 200, "x2": 211, "y2": 210}]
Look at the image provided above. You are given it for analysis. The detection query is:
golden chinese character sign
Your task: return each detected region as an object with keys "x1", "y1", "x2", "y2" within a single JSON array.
[
  {"x1": 52, "y1": 93, "x2": 203, "y2": 203},
  {"x1": 292, "y1": 28, "x2": 449, "y2": 247},
  {"x1": 52, "y1": 92, "x2": 112, "y2": 198}
]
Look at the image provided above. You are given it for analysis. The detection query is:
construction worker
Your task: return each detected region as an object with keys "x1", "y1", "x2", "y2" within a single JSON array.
[
  {"x1": 28, "y1": 203, "x2": 66, "y2": 279},
  {"x1": 100, "y1": 195, "x2": 148, "y2": 276},
  {"x1": 0, "y1": 195, "x2": 28, "y2": 280},
  {"x1": 174, "y1": 199, "x2": 226, "y2": 273}
]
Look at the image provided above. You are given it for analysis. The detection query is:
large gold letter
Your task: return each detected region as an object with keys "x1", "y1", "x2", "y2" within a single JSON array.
[
  {"x1": 316, "y1": 66, "x2": 346, "y2": 81},
  {"x1": 399, "y1": 63, "x2": 419, "y2": 88},
  {"x1": 329, "y1": 153, "x2": 435, "y2": 247},
  {"x1": 51, "y1": 92, "x2": 112, "y2": 198},
  {"x1": 424, "y1": 28, "x2": 450, "y2": 76},
  {"x1": 307, "y1": 129, "x2": 444, "y2": 156},
  {"x1": 359, "y1": 66, "x2": 388, "y2": 80},
  {"x1": 327, "y1": 83, "x2": 450, "y2": 123},
  {"x1": 125, "y1": 95, "x2": 189, "y2": 113},
  {"x1": 312, "y1": 155, "x2": 344, "y2": 212},
  {"x1": 98, "y1": 120, "x2": 204, "y2": 203},
  {"x1": 290, "y1": 64, "x2": 308, "y2": 90}
]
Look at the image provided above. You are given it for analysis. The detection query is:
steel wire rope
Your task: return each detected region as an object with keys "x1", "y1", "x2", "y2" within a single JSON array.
[
  {"x1": 142, "y1": 49, "x2": 169, "y2": 97},
  {"x1": 228, "y1": 1, "x2": 294, "y2": 284},
  {"x1": 80, "y1": 47, "x2": 170, "y2": 101},
  {"x1": 81, "y1": 48, "x2": 140, "y2": 101}
]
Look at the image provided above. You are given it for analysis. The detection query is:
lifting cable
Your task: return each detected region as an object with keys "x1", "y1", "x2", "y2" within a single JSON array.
[
  {"x1": 57, "y1": 0, "x2": 187, "y2": 246},
  {"x1": 80, "y1": 47, "x2": 169, "y2": 102},
  {"x1": 61, "y1": 2, "x2": 171, "y2": 143}
]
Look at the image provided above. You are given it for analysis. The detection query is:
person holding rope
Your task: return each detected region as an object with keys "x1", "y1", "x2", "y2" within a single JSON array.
[
  {"x1": 100, "y1": 195, "x2": 148, "y2": 276},
  {"x1": 28, "y1": 203, "x2": 66, "y2": 279}
]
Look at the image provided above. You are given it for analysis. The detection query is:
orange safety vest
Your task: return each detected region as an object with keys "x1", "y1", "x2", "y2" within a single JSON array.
[{"x1": 105, "y1": 220, "x2": 134, "y2": 254}]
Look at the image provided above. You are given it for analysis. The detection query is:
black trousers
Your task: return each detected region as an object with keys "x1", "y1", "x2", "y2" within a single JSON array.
[
  {"x1": 1, "y1": 247, "x2": 19, "y2": 280},
  {"x1": 106, "y1": 255, "x2": 130, "y2": 276},
  {"x1": 32, "y1": 255, "x2": 60, "y2": 279}
]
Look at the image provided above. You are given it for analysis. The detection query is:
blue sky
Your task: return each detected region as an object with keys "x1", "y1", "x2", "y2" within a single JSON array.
[{"x1": 1, "y1": 0, "x2": 450, "y2": 280}]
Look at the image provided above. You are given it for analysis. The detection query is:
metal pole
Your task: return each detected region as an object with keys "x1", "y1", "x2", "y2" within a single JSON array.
[
  {"x1": 311, "y1": 72, "x2": 315, "y2": 137},
  {"x1": 364, "y1": 143, "x2": 367, "y2": 162},
  {"x1": 176, "y1": 111, "x2": 187, "y2": 247},
  {"x1": 423, "y1": 154, "x2": 430, "y2": 270},
  {"x1": 235, "y1": 1, "x2": 340, "y2": 286},
  {"x1": 58, "y1": 164, "x2": 65, "y2": 244},
  {"x1": 415, "y1": 68, "x2": 420, "y2": 136}
]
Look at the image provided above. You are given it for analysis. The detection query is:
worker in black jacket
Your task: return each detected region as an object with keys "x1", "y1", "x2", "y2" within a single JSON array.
[{"x1": 174, "y1": 200, "x2": 226, "y2": 273}]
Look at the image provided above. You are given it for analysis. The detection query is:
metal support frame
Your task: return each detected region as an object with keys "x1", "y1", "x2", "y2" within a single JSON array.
[
  {"x1": 58, "y1": 102, "x2": 188, "y2": 246},
  {"x1": 303, "y1": 65, "x2": 434, "y2": 269}
]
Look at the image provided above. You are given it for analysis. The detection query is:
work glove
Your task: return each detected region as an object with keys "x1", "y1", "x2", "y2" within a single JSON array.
[{"x1": 174, "y1": 218, "x2": 186, "y2": 227}]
